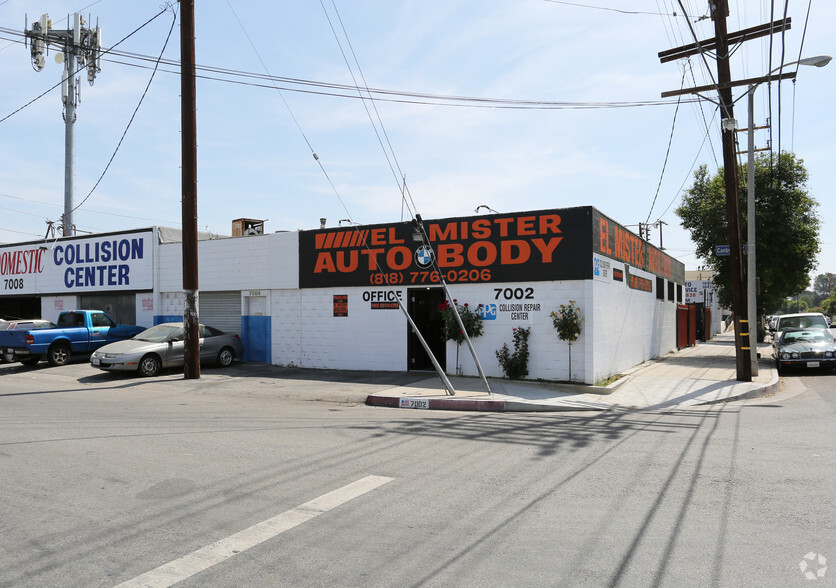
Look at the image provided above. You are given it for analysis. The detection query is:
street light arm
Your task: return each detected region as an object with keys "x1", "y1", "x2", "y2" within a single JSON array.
[{"x1": 768, "y1": 55, "x2": 832, "y2": 76}]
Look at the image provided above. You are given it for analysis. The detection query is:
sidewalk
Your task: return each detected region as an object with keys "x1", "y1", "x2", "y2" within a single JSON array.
[{"x1": 366, "y1": 332, "x2": 779, "y2": 412}]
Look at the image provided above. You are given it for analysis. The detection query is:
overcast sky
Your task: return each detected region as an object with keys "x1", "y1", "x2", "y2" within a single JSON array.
[{"x1": 1, "y1": 0, "x2": 833, "y2": 286}]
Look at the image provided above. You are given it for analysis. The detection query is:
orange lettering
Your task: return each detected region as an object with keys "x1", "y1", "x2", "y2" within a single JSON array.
[
  {"x1": 599, "y1": 218, "x2": 612, "y2": 255},
  {"x1": 387, "y1": 246, "x2": 412, "y2": 270},
  {"x1": 437, "y1": 243, "x2": 464, "y2": 267},
  {"x1": 501, "y1": 240, "x2": 530, "y2": 264},
  {"x1": 467, "y1": 241, "x2": 497, "y2": 266},
  {"x1": 494, "y1": 218, "x2": 514, "y2": 237},
  {"x1": 335, "y1": 250, "x2": 358, "y2": 272},
  {"x1": 313, "y1": 252, "x2": 336, "y2": 273},
  {"x1": 361, "y1": 248, "x2": 384, "y2": 271},
  {"x1": 517, "y1": 216, "x2": 536, "y2": 236},
  {"x1": 371, "y1": 228, "x2": 386, "y2": 246},
  {"x1": 472, "y1": 218, "x2": 491, "y2": 239},
  {"x1": 539, "y1": 214, "x2": 561, "y2": 234},
  {"x1": 531, "y1": 237, "x2": 563, "y2": 263},
  {"x1": 429, "y1": 223, "x2": 457, "y2": 241}
]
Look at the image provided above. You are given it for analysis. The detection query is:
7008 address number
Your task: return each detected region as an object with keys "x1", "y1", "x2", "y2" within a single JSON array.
[{"x1": 370, "y1": 269, "x2": 491, "y2": 286}]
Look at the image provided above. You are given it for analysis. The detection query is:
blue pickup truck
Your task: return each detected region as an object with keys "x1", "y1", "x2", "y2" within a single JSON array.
[{"x1": 1, "y1": 310, "x2": 145, "y2": 367}]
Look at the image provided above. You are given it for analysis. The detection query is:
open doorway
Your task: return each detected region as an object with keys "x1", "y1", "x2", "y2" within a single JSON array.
[{"x1": 407, "y1": 287, "x2": 446, "y2": 371}]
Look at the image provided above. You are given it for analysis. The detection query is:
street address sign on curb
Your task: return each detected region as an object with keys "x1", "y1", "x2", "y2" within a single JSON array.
[{"x1": 716, "y1": 244, "x2": 748, "y2": 256}]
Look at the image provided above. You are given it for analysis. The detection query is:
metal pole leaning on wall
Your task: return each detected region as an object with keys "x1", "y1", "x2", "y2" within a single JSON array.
[
  {"x1": 396, "y1": 298, "x2": 456, "y2": 396},
  {"x1": 413, "y1": 215, "x2": 492, "y2": 393}
]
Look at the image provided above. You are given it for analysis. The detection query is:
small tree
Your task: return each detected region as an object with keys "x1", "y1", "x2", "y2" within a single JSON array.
[
  {"x1": 551, "y1": 301, "x2": 583, "y2": 381},
  {"x1": 439, "y1": 299, "x2": 484, "y2": 374},
  {"x1": 550, "y1": 301, "x2": 582, "y2": 342},
  {"x1": 496, "y1": 327, "x2": 530, "y2": 379}
]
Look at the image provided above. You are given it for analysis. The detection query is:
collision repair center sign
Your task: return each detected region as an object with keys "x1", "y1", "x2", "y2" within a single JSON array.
[{"x1": 0, "y1": 229, "x2": 153, "y2": 295}]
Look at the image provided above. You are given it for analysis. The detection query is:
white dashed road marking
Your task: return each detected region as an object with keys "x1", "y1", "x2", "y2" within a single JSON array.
[{"x1": 115, "y1": 475, "x2": 394, "y2": 588}]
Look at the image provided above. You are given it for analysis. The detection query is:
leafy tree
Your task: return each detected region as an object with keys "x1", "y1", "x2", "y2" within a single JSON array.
[
  {"x1": 778, "y1": 296, "x2": 808, "y2": 314},
  {"x1": 676, "y1": 152, "x2": 820, "y2": 315},
  {"x1": 813, "y1": 273, "x2": 835, "y2": 299},
  {"x1": 822, "y1": 295, "x2": 836, "y2": 318}
]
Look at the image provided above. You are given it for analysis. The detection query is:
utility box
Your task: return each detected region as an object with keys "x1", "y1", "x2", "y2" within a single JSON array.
[{"x1": 232, "y1": 218, "x2": 265, "y2": 237}]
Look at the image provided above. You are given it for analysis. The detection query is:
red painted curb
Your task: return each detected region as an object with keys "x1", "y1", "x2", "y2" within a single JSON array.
[{"x1": 366, "y1": 395, "x2": 507, "y2": 412}]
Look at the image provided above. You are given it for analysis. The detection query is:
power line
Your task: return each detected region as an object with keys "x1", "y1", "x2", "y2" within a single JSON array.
[
  {"x1": 645, "y1": 64, "x2": 687, "y2": 226},
  {"x1": 70, "y1": 6, "x2": 178, "y2": 216},
  {"x1": 320, "y1": 0, "x2": 418, "y2": 221},
  {"x1": 543, "y1": 0, "x2": 697, "y2": 17},
  {"x1": 0, "y1": 27, "x2": 700, "y2": 113}
]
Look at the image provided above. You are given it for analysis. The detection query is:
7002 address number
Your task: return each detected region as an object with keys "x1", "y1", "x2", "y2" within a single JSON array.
[{"x1": 399, "y1": 398, "x2": 430, "y2": 409}]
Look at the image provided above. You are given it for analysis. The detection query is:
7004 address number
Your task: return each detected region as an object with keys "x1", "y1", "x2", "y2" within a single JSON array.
[{"x1": 370, "y1": 269, "x2": 491, "y2": 286}]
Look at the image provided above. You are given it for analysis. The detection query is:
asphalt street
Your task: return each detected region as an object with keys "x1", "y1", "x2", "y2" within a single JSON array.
[{"x1": 0, "y1": 360, "x2": 833, "y2": 587}]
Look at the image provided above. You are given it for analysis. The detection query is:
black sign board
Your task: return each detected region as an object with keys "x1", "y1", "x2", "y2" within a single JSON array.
[{"x1": 299, "y1": 207, "x2": 594, "y2": 289}]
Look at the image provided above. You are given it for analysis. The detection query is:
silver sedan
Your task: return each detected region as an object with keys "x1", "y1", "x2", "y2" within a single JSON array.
[{"x1": 90, "y1": 322, "x2": 244, "y2": 377}]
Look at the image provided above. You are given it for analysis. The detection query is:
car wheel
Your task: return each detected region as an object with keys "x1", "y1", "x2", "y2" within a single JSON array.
[
  {"x1": 21, "y1": 357, "x2": 41, "y2": 366},
  {"x1": 216, "y1": 347, "x2": 234, "y2": 368},
  {"x1": 775, "y1": 360, "x2": 784, "y2": 376},
  {"x1": 47, "y1": 343, "x2": 71, "y2": 366},
  {"x1": 138, "y1": 354, "x2": 162, "y2": 377}
]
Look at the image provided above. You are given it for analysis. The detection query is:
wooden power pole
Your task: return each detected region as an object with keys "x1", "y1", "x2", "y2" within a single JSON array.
[
  {"x1": 180, "y1": 0, "x2": 200, "y2": 379},
  {"x1": 710, "y1": 0, "x2": 751, "y2": 382},
  {"x1": 658, "y1": 3, "x2": 791, "y2": 381}
]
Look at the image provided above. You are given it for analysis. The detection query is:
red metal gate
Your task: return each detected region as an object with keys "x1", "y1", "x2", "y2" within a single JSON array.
[{"x1": 677, "y1": 304, "x2": 696, "y2": 349}]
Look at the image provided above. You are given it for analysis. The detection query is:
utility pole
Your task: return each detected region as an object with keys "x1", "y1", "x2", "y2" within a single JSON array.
[
  {"x1": 25, "y1": 13, "x2": 102, "y2": 237},
  {"x1": 656, "y1": 220, "x2": 667, "y2": 250},
  {"x1": 659, "y1": 4, "x2": 793, "y2": 382},
  {"x1": 711, "y1": 0, "x2": 751, "y2": 381},
  {"x1": 180, "y1": 0, "x2": 200, "y2": 379}
]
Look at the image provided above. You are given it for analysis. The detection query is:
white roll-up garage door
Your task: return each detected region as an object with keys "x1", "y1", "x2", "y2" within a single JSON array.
[{"x1": 199, "y1": 291, "x2": 241, "y2": 335}]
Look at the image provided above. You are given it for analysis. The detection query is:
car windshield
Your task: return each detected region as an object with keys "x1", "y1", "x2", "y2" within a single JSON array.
[
  {"x1": 0, "y1": 323, "x2": 9, "y2": 330},
  {"x1": 781, "y1": 330, "x2": 834, "y2": 344},
  {"x1": 133, "y1": 324, "x2": 184, "y2": 342},
  {"x1": 778, "y1": 315, "x2": 828, "y2": 330}
]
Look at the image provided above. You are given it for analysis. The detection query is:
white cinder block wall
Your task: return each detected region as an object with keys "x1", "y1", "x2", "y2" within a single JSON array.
[
  {"x1": 153, "y1": 230, "x2": 679, "y2": 384},
  {"x1": 158, "y1": 232, "x2": 297, "y2": 293},
  {"x1": 289, "y1": 288, "x2": 408, "y2": 371},
  {"x1": 589, "y1": 266, "x2": 678, "y2": 382}
]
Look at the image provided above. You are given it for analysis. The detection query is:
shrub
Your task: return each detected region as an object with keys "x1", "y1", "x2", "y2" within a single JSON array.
[
  {"x1": 438, "y1": 299, "x2": 484, "y2": 345},
  {"x1": 496, "y1": 327, "x2": 530, "y2": 379}
]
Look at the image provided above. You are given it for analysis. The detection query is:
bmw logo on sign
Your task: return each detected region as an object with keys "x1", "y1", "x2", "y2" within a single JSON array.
[{"x1": 414, "y1": 245, "x2": 435, "y2": 268}]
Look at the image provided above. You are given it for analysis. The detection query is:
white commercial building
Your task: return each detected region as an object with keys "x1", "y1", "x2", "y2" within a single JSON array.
[{"x1": 1, "y1": 207, "x2": 686, "y2": 384}]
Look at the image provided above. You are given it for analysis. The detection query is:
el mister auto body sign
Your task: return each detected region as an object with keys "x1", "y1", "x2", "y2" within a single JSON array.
[
  {"x1": 298, "y1": 208, "x2": 593, "y2": 288},
  {"x1": 0, "y1": 230, "x2": 153, "y2": 295}
]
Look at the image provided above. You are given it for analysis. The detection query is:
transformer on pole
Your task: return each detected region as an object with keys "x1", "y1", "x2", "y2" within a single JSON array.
[{"x1": 25, "y1": 13, "x2": 102, "y2": 237}]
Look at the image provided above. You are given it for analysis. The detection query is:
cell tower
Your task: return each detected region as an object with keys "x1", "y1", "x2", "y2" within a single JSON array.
[{"x1": 25, "y1": 13, "x2": 102, "y2": 236}]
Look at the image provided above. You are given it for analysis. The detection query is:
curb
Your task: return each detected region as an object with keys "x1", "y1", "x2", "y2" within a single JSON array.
[
  {"x1": 365, "y1": 394, "x2": 610, "y2": 412},
  {"x1": 366, "y1": 395, "x2": 507, "y2": 411},
  {"x1": 696, "y1": 371, "x2": 781, "y2": 406}
]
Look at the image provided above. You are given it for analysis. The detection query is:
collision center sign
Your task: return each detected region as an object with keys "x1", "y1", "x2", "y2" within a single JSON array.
[{"x1": 0, "y1": 229, "x2": 153, "y2": 295}]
